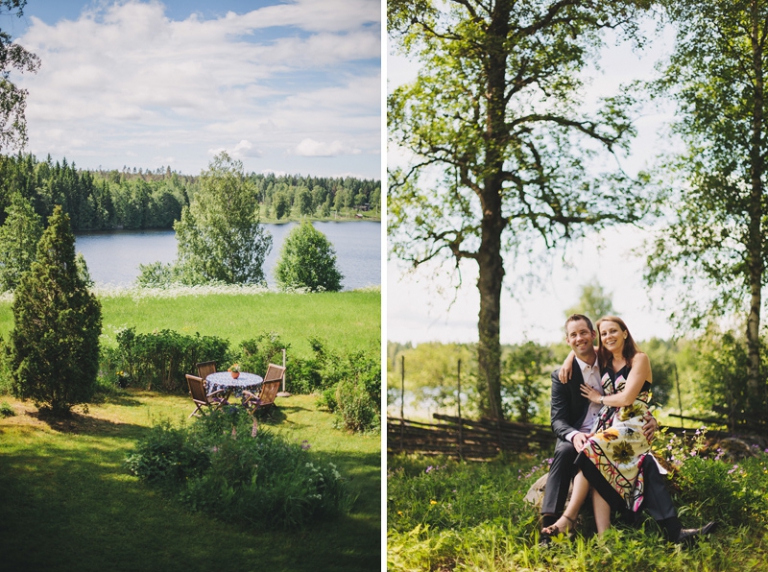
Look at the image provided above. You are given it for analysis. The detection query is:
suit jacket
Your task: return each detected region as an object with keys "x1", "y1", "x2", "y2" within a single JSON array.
[{"x1": 550, "y1": 364, "x2": 592, "y2": 441}]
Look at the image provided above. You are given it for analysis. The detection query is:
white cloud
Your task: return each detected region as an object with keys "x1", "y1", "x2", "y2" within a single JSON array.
[
  {"x1": 208, "y1": 139, "x2": 262, "y2": 159},
  {"x1": 17, "y1": 0, "x2": 381, "y2": 176},
  {"x1": 293, "y1": 138, "x2": 361, "y2": 157}
]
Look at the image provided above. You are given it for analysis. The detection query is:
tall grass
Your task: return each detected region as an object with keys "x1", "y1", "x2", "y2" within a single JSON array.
[
  {"x1": 0, "y1": 286, "x2": 380, "y2": 357},
  {"x1": 388, "y1": 449, "x2": 768, "y2": 572}
]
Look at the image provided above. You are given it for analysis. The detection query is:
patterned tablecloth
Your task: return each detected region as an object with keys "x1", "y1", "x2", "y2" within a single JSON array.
[{"x1": 206, "y1": 371, "x2": 264, "y2": 398}]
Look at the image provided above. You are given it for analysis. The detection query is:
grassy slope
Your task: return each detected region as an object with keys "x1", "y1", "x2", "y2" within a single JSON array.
[
  {"x1": 0, "y1": 289, "x2": 381, "y2": 570},
  {"x1": 0, "y1": 289, "x2": 380, "y2": 356},
  {"x1": 0, "y1": 392, "x2": 381, "y2": 572}
]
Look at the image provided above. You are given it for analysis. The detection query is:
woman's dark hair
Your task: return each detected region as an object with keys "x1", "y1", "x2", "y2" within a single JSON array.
[{"x1": 596, "y1": 316, "x2": 639, "y2": 372}]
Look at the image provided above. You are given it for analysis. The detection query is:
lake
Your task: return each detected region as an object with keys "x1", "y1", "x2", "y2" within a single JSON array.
[{"x1": 74, "y1": 221, "x2": 381, "y2": 291}]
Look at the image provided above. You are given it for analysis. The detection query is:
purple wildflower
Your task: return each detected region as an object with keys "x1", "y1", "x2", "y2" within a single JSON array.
[
  {"x1": 300, "y1": 440, "x2": 311, "y2": 451},
  {"x1": 425, "y1": 465, "x2": 434, "y2": 474}
]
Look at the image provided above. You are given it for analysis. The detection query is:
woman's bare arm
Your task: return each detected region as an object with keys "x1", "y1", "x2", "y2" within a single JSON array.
[{"x1": 581, "y1": 353, "x2": 652, "y2": 407}]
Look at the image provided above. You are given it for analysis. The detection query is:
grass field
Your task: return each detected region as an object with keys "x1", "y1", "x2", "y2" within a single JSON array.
[
  {"x1": 0, "y1": 287, "x2": 381, "y2": 570},
  {"x1": 0, "y1": 287, "x2": 380, "y2": 357},
  {"x1": 388, "y1": 451, "x2": 768, "y2": 572},
  {"x1": 0, "y1": 392, "x2": 381, "y2": 572}
]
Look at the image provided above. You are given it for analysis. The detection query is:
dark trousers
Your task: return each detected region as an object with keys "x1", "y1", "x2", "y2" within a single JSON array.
[
  {"x1": 541, "y1": 438, "x2": 578, "y2": 517},
  {"x1": 541, "y1": 438, "x2": 678, "y2": 524}
]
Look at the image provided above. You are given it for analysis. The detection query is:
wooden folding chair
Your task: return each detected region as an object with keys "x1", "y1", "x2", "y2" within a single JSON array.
[
  {"x1": 242, "y1": 364, "x2": 285, "y2": 414},
  {"x1": 186, "y1": 374, "x2": 228, "y2": 418},
  {"x1": 196, "y1": 361, "x2": 217, "y2": 380}
]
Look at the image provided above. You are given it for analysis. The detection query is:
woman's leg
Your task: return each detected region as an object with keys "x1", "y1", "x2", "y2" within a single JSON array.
[
  {"x1": 591, "y1": 489, "x2": 612, "y2": 534},
  {"x1": 543, "y1": 471, "x2": 591, "y2": 534}
]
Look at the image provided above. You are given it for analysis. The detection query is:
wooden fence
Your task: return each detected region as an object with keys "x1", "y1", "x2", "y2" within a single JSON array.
[
  {"x1": 387, "y1": 414, "x2": 729, "y2": 460},
  {"x1": 387, "y1": 414, "x2": 555, "y2": 459}
]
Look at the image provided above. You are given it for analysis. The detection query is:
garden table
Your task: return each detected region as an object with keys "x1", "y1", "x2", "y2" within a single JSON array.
[{"x1": 205, "y1": 371, "x2": 264, "y2": 401}]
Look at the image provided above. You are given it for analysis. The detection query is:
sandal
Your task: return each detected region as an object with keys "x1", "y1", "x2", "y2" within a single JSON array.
[{"x1": 540, "y1": 514, "x2": 576, "y2": 544}]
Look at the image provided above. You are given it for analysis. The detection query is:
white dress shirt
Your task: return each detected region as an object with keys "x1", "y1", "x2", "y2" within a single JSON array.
[{"x1": 565, "y1": 354, "x2": 604, "y2": 443}]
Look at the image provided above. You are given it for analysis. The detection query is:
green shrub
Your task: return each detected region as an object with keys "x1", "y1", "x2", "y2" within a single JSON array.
[
  {"x1": 106, "y1": 327, "x2": 231, "y2": 392},
  {"x1": 316, "y1": 386, "x2": 338, "y2": 412},
  {"x1": 674, "y1": 455, "x2": 768, "y2": 525},
  {"x1": 334, "y1": 350, "x2": 380, "y2": 432},
  {"x1": 125, "y1": 421, "x2": 210, "y2": 489},
  {"x1": 127, "y1": 408, "x2": 351, "y2": 528},
  {"x1": 0, "y1": 400, "x2": 14, "y2": 417},
  {"x1": 238, "y1": 331, "x2": 288, "y2": 378}
]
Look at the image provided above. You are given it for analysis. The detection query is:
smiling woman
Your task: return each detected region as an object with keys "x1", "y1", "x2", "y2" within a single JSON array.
[{"x1": 17, "y1": 0, "x2": 381, "y2": 178}]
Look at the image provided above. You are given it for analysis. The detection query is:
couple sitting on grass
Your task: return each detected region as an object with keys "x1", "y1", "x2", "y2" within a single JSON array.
[{"x1": 539, "y1": 314, "x2": 717, "y2": 545}]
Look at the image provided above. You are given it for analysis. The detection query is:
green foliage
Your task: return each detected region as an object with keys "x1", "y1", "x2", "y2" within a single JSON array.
[
  {"x1": 641, "y1": 337, "x2": 676, "y2": 407},
  {"x1": 0, "y1": 1, "x2": 39, "y2": 153},
  {"x1": 695, "y1": 328, "x2": 768, "y2": 429},
  {"x1": 126, "y1": 408, "x2": 351, "y2": 528},
  {"x1": 0, "y1": 153, "x2": 379, "y2": 234},
  {"x1": 105, "y1": 327, "x2": 231, "y2": 393},
  {"x1": 124, "y1": 421, "x2": 210, "y2": 489},
  {"x1": 0, "y1": 193, "x2": 42, "y2": 291},
  {"x1": 388, "y1": 455, "x2": 548, "y2": 532},
  {"x1": 387, "y1": 342, "x2": 477, "y2": 416},
  {"x1": 275, "y1": 220, "x2": 343, "y2": 292},
  {"x1": 174, "y1": 153, "x2": 273, "y2": 285},
  {"x1": 134, "y1": 260, "x2": 181, "y2": 287},
  {"x1": 334, "y1": 350, "x2": 381, "y2": 432},
  {"x1": 647, "y1": 2, "x2": 768, "y2": 423},
  {"x1": 238, "y1": 331, "x2": 287, "y2": 378},
  {"x1": 564, "y1": 279, "x2": 616, "y2": 322},
  {"x1": 10, "y1": 206, "x2": 102, "y2": 414},
  {"x1": 502, "y1": 341, "x2": 553, "y2": 423},
  {"x1": 0, "y1": 400, "x2": 13, "y2": 417},
  {"x1": 388, "y1": 0, "x2": 650, "y2": 420}
]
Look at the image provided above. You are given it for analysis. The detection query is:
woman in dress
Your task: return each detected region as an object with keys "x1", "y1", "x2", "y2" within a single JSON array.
[{"x1": 541, "y1": 316, "x2": 654, "y2": 539}]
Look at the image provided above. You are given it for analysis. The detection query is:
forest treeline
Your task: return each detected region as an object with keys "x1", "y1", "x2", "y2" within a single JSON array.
[{"x1": 0, "y1": 153, "x2": 381, "y2": 232}]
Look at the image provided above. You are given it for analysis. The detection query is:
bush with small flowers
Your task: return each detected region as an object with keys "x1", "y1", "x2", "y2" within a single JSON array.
[{"x1": 126, "y1": 407, "x2": 350, "y2": 528}]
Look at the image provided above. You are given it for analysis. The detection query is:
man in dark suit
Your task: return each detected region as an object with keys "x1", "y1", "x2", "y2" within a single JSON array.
[{"x1": 541, "y1": 314, "x2": 713, "y2": 543}]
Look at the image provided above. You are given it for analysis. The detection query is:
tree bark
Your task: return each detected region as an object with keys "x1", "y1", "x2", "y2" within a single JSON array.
[
  {"x1": 746, "y1": 0, "x2": 764, "y2": 419},
  {"x1": 475, "y1": 1, "x2": 510, "y2": 420}
]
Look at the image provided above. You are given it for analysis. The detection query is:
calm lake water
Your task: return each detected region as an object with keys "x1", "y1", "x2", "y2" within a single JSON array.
[{"x1": 74, "y1": 221, "x2": 381, "y2": 291}]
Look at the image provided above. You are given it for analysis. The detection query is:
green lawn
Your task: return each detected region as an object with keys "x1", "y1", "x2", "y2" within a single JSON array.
[
  {"x1": 0, "y1": 288, "x2": 380, "y2": 357},
  {"x1": 0, "y1": 392, "x2": 381, "y2": 572},
  {"x1": 0, "y1": 287, "x2": 381, "y2": 570}
]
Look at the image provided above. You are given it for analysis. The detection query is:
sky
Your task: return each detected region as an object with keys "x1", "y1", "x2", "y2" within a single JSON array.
[
  {"x1": 4, "y1": 0, "x2": 381, "y2": 178},
  {"x1": 387, "y1": 21, "x2": 687, "y2": 347}
]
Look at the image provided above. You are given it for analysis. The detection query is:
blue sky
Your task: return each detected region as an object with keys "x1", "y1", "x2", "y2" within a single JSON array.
[{"x1": 7, "y1": 0, "x2": 381, "y2": 178}]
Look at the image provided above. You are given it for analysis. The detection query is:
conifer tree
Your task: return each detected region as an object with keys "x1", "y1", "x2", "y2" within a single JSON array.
[
  {"x1": 0, "y1": 193, "x2": 42, "y2": 291},
  {"x1": 11, "y1": 206, "x2": 102, "y2": 415}
]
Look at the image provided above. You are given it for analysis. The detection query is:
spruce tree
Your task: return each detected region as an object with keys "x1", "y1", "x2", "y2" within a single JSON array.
[
  {"x1": 11, "y1": 206, "x2": 102, "y2": 415},
  {"x1": 0, "y1": 193, "x2": 42, "y2": 291}
]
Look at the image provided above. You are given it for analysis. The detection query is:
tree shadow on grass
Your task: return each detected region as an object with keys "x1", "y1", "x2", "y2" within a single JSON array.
[
  {"x1": 0, "y1": 438, "x2": 381, "y2": 572},
  {"x1": 266, "y1": 403, "x2": 313, "y2": 430},
  {"x1": 31, "y1": 410, "x2": 151, "y2": 441},
  {"x1": 91, "y1": 391, "x2": 144, "y2": 408}
]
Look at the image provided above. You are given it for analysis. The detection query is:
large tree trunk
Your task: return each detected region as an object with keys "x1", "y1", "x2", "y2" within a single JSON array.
[
  {"x1": 476, "y1": 211, "x2": 505, "y2": 420},
  {"x1": 475, "y1": 0, "x2": 510, "y2": 420},
  {"x1": 746, "y1": 0, "x2": 764, "y2": 423}
]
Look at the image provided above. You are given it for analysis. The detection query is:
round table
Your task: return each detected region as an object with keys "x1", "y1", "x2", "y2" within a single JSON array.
[{"x1": 206, "y1": 371, "x2": 264, "y2": 398}]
